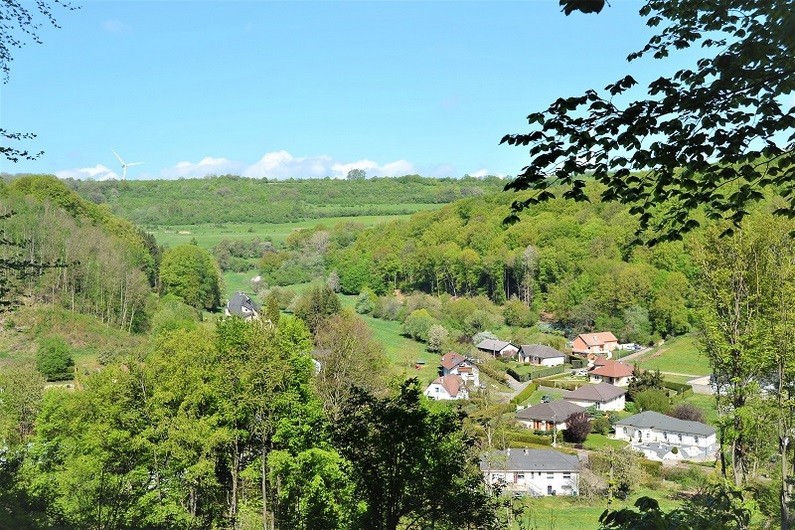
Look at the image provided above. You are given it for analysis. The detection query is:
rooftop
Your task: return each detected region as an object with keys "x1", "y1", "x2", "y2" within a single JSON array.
[
  {"x1": 615, "y1": 411, "x2": 716, "y2": 436},
  {"x1": 481, "y1": 448, "x2": 580, "y2": 472},
  {"x1": 564, "y1": 382, "x2": 625, "y2": 403},
  {"x1": 516, "y1": 400, "x2": 586, "y2": 423},
  {"x1": 519, "y1": 344, "x2": 565, "y2": 359}
]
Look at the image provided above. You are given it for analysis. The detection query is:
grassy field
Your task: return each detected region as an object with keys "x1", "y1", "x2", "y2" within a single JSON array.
[
  {"x1": 635, "y1": 334, "x2": 711, "y2": 376},
  {"x1": 338, "y1": 295, "x2": 440, "y2": 381},
  {"x1": 150, "y1": 214, "x2": 414, "y2": 249},
  {"x1": 508, "y1": 487, "x2": 681, "y2": 530}
]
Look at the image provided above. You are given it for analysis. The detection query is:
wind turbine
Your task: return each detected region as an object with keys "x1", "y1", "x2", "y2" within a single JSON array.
[{"x1": 111, "y1": 149, "x2": 143, "y2": 180}]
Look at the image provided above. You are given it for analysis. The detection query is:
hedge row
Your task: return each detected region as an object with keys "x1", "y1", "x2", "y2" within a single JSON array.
[
  {"x1": 663, "y1": 381, "x2": 694, "y2": 396},
  {"x1": 510, "y1": 382, "x2": 539, "y2": 405},
  {"x1": 507, "y1": 364, "x2": 566, "y2": 382},
  {"x1": 536, "y1": 379, "x2": 582, "y2": 391}
]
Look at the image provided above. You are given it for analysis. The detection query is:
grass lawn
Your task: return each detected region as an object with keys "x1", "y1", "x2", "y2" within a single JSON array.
[
  {"x1": 523, "y1": 387, "x2": 567, "y2": 405},
  {"x1": 339, "y1": 295, "x2": 439, "y2": 380},
  {"x1": 675, "y1": 392, "x2": 719, "y2": 424},
  {"x1": 635, "y1": 334, "x2": 711, "y2": 376},
  {"x1": 150, "y1": 215, "x2": 414, "y2": 249},
  {"x1": 580, "y1": 433, "x2": 628, "y2": 451},
  {"x1": 508, "y1": 487, "x2": 681, "y2": 530}
]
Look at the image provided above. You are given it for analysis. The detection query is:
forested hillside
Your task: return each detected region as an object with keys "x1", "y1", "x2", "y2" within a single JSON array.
[
  {"x1": 53, "y1": 174, "x2": 506, "y2": 226},
  {"x1": 0, "y1": 176, "x2": 158, "y2": 331},
  {"x1": 307, "y1": 184, "x2": 694, "y2": 343}
]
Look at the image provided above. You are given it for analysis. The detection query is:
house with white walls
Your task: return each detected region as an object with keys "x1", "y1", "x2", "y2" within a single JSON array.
[
  {"x1": 614, "y1": 411, "x2": 718, "y2": 461},
  {"x1": 481, "y1": 448, "x2": 580, "y2": 496}
]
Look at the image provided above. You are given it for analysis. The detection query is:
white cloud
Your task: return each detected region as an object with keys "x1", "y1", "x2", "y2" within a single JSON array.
[
  {"x1": 469, "y1": 168, "x2": 505, "y2": 179},
  {"x1": 55, "y1": 164, "x2": 118, "y2": 181},
  {"x1": 243, "y1": 151, "x2": 416, "y2": 179},
  {"x1": 161, "y1": 156, "x2": 245, "y2": 179},
  {"x1": 55, "y1": 151, "x2": 490, "y2": 181}
]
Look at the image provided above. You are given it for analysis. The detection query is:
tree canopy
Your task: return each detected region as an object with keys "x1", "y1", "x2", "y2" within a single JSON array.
[
  {"x1": 159, "y1": 244, "x2": 221, "y2": 311},
  {"x1": 504, "y1": 0, "x2": 795, "y2": 245}
]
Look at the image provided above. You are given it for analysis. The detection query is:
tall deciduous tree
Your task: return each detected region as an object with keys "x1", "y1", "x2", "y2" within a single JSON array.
[
  {"x1": 504, "y1": 0, "x2": 795, "y2": 244},
  {"x1": 313, "y1": 310, "x2": 388, "y2": 422},
  {"x1": 333, "y1": 379, "x2": 499, "y2": 530},
  {"x1": 293, "y1": 284, "x2": 341, "y2": 334},
  {"x1": 159, "y1": 244, "x2": 222, "y2": 311}
]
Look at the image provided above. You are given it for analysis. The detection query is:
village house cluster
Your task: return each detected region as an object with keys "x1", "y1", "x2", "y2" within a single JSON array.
[{"x1": 414, "y1": 330, "x2": 719, "y2": 494}]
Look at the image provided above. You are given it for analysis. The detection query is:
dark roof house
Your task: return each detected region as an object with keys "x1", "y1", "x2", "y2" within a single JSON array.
[
  {"x1": 564, "y1": 382, "x2": 625, "y2": 403},
  {"x1": 519, "y1": 344, "x2": 566, "y2": 360},
  {"x1": 516, "y1": 400, "x2": 586, "y2": 424},
  {"x1": 481, "y1": 448, "x2": 580, "y2": 473},
  {"x1": 225, "y1": 292, "x2": 261, "y2": 320},
  {"x1": 615, "y1": 411, "x2": 716, "y2": 437}
]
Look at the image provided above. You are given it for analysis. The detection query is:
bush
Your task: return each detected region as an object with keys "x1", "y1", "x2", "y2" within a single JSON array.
[
  {"x1": 36, "y1": 337, "x2": 75, "y2": 381},
  {"x1": 426, "y1": 325, "x2": 448, "y2": 353},
  {"x1": 592, "y1": 415, "x2": 612, "y2": 435},
  {"x1": 355, "y1": 288, "x2": 376, "y2": 314},
  {"x1": 663, "y1": 381, "x2": 694, "y2": 395},
  {"x1": 633, "y1": 389, "x2": 671, "y2": 414},
  {"x1": 562, "y1": 412, "x2": 592, "y2": 443},
  {"x1": 401, "y1": 309, "x2": 436, "y2": 342},
  {"x1": 507, "y1": 364, "x2": 566, "y2": 382},
  {"x1": 670, "y1": 402, "x2": 706, "y2": 423}
]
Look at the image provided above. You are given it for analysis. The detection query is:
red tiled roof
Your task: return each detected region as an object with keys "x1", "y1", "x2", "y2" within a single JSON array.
[
  {"x1": 440, "y1": 352, "x2": 467, "y2": 371},
  {"x1": 437, "y1": 374, "x2": 463, "y2": 397},
  {"x1": 578, "y1": 331, "x2": 618, "y2": 347},
  {"x1": 590, "y1": 360, "x2": 634, "y2": 378}
]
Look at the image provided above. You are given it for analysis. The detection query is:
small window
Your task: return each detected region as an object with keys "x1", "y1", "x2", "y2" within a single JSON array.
[
  {"x1": 695, "y1": 436, "x2": 700, "y2": 443},
  {"x1": 547, "y1": 472, "x2": 554, "y2": 479},
  {"x1": 516, "y1": 473, "x2": 525, "y2": 480},
  {"x1": 563, "y1": 473, "x2": 571, "y2": 479}
]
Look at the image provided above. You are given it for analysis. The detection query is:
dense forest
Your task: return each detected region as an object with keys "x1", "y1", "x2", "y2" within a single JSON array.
[
  {"x1": 24, "y1": 174, "x2": 509, "y2": 226},
  {"x1": 245, "y1": 183, "x2": 693, "y2": 346},
  {"x1": 0, "y1": 176, "x2": 158, "y2": 330}
]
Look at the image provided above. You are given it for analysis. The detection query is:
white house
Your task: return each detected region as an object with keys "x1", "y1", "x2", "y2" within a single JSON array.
[
  {"x1": 225, "y1": 292, "x2": 260, "y2": 320},
  {"x1": 439, "y1": 352, "x2": 479, "y2": 386},
  {"x1": 481, "y1": 448, "x2": 580, "y2": 496},
  {"x1": 588, "y1": 359, "x2": 634, "y2": 387},
  {"x1": 571, "y1": 331, "x2": 619, "y2": 358},
  {"x1": 515, "y1": 400, "x2": 586, "y2": 431},
  {"x1": 517, "y1": 344, "x2": 566, "y2": 366},
  {"x1": 563, "y1": 382, "x2": 626, "y2": 411},
  {"x1": 476, "y1": 339, "x2": 518, "y2": 358},
  {"x1": 423, "y1": 374, "x2": 469, "y2": 401},
  {"x1": 614, "y1": 411, "x2": 718, "y2": 461}
]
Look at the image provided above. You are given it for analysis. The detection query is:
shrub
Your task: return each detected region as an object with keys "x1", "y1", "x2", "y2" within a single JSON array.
[
  {"x1": 562, "y1": 412, "x2": 591, "y2": 443},
  {"x1": 401, "y1": 309, "x2": 435, "y2": 342},
  {"x1": 355, "y1": 288, "x2": 376, "y2": 314},
  {"x1": 633, "y1": 389, "x2": 671, "y2": 414},
  {"x1": 36, "y1": 337, "x2": 75, "y2": 381},
  {"x1": 670, "y1": 402, "x2": 706, "y2": 423},
  {"x1": 426, "y1": 325, "x2": 448, "y2": 353},
  {"x1": 592, "y1": 415, "x2": 612, "y2": 435}
]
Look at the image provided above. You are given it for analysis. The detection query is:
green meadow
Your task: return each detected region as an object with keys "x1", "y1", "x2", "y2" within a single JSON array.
[
  {"x1": 150, "y1": 214, "x2": 417, "y2": 250},
  {"x1": 635, "y1": 334, "x2": 711, "y2": 376}
]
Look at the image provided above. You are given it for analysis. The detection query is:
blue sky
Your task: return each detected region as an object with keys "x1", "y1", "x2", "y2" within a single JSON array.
[{"x1": 1, "y1": 1, "x2": 690, "y2": 181}]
